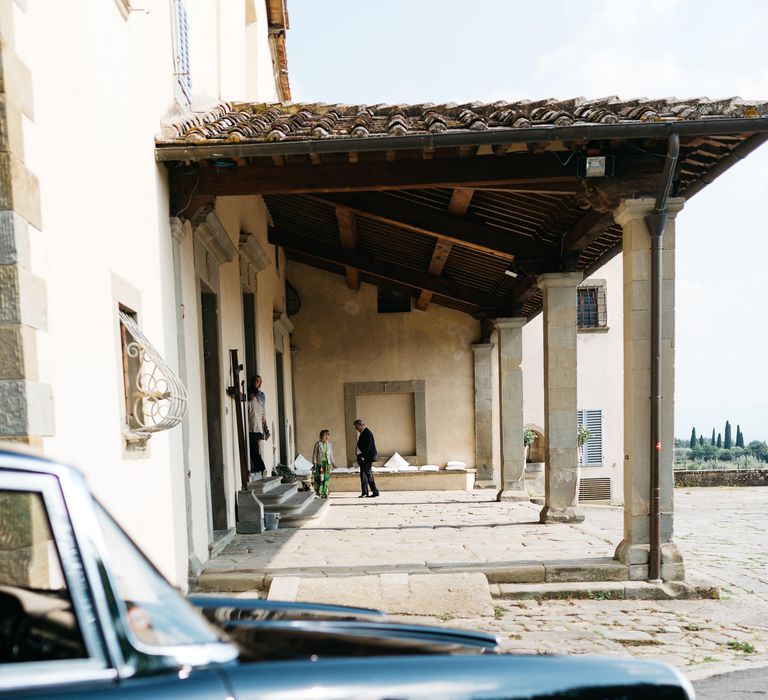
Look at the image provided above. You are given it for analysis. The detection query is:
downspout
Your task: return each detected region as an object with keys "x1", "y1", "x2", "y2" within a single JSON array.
[
  {"x1": 643, "y1": 133, "x2": 679, "y2": 583},
  {"x1": 170, "y1": 219, "x2": 202, "y2": 586}
]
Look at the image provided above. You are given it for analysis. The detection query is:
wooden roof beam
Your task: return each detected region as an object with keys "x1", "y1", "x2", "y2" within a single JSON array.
[
  {"x1": 562, "y1": 210, "x2": 615, "y2": 252},
  {"x1": 309, "y1": 192, "x2": 547, "y2": 260},
  {"x1": 269, "y1": 228, "x2": 486, "y2": 308},
  {"x1": 168, "y1": 151, "x2": 664, "y2": 200},
  {"x1": 416, "y1": 188, "x2": 475, "y2": 311},
  {"x1": 336, "y1": 206, "x2": 360, "y2": 291}
]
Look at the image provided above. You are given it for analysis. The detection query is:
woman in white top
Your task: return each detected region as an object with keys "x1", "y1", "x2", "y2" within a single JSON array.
[{"x1": 311, "y1": 429, "x2": 336, "y2": 498}]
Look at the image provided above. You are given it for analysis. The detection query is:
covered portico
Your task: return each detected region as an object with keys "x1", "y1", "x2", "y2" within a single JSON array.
[{"x1": 157, "y1": 97, "x2": 768, "y2": 581}]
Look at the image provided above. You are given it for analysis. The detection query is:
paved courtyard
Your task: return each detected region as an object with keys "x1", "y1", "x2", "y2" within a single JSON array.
[{"x1": 201, "y1": 486, "x2": 768, "y2": 680}]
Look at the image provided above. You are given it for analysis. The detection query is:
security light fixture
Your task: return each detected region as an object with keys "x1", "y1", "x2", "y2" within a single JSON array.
[
  {"x1": 577, "y1": 154, "x2": 615, "y2": 178},
  {"x1": 504, "y1": 269, "x2": 519, "y2": 278}
]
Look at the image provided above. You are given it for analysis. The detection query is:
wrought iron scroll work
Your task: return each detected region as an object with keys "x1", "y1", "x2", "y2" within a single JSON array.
[{"x1": 119, "y1": 311, "x2": 188, "y2": 434}]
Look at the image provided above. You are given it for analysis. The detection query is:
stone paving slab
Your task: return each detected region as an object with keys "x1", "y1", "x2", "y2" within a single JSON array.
[{"x1": 268, "y1": 571, "x2": 494, "y2": 617}]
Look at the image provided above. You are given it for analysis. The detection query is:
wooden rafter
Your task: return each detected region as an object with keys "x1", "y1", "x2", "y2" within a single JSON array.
[
  {"x1": 416, "y1": 188, "x2": 475, "y2": 311},
  {"x1": 336, "y1": 206, "x2": 360, "y2": 291},
  {"x1": 269, "y1": 228, "x2": 486, "y2": 308}
]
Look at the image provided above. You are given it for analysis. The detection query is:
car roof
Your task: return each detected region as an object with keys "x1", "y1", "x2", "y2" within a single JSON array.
[{"x1": 0, "y1": 443, "x2": 79, "y2": 479}]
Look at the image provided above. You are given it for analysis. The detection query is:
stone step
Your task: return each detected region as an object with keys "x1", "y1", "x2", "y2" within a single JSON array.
[
  {"x1": 278, "y1": 496, "x2": 330, "y2": 528},
  {"x1": 247, "y1": 475, "x2": 284, "y2": 495},
  {"x1": 264, "y1": 491, "x2": 321, "y2": 522},
  {"x1": 254, "y1": 482, "x2": 300, "y2": 506},
  {"x1": 491, "y1": 580, "x2": 720, "y2": 602}
]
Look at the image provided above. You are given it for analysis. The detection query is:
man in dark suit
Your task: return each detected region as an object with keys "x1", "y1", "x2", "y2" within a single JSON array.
[{"x1": 354, "y1": 418, "x2": 380, "y2": 498}]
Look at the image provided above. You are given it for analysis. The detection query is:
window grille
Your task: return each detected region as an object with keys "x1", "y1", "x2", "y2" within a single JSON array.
[
  {"x1": 119, "y1": 311, "x2": 188, "y2": 434},
  {"x1": 577, "y1": 286, "x2": 607, "y2": 329},
  {"x1": 173, "y1": 0, "x2": 191, "y2": 106},
  {"x1": 577, "y1": 409, "x2": 603, "y2": 466}
]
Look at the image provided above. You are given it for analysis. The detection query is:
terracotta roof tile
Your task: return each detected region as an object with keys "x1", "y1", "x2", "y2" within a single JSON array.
[{"x1": 159, "y1": 97, "x2": 768, "y2": 145}]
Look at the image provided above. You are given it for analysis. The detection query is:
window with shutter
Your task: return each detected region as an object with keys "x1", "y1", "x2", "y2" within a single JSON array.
[
  {"x1": 577, "y1": 409, "x2": 603, "y2": 466},
  {"x1": 173, "y1": 0, "x2": 191, "y2": 107}
]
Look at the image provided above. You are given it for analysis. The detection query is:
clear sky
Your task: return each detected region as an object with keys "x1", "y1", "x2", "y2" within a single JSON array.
[{"x1": 285, "y1": 0, "x2": 768, "y2": 442}]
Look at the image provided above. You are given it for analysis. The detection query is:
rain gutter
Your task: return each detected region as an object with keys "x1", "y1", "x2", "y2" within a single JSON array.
[
  {"x1": 155, "y1": 117, "x2": 768, "y2": 162},
  {"x1": 644, "y1": 133, "x2": 679, "y2": 583}
]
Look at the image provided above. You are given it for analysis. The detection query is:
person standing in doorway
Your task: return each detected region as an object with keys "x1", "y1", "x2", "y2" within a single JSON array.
[
  {"x1": 247, "y1": 375, "x2": 267, "y2": 477},
  {"x1": 311, "y1": 429, "x2": 336, "y2": 498},
  {"x1": 354, "y1": 418, "x2": 379, "y2": 498}
]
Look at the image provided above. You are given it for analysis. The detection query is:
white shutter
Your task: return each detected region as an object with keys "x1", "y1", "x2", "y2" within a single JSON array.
[
  {"x1": 174, "y1": 0, "x2": 192, "y2": 105},
  {"x1": 577, "y1": 409, "x2": 603, "y2": 466}
]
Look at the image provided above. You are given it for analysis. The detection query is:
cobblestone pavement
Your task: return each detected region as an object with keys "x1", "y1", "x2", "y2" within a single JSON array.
[{"x1": 206, "y1": 487, "x2": 768, "y2": 680}]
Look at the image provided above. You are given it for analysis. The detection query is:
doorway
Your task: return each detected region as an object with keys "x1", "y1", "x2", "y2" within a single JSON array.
[
  {"x1": 242, "y1": 292, "x2": 257, "y2": 383},
  {"x1": 275, "y1": 349, "x2": 287, "y2": 466},
  {"x1": 201, "y1": 290, "x2": 228, "y2": 531}
]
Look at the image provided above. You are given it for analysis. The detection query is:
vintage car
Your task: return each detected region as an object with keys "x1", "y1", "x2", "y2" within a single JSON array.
[{"x1": 0, "y1": 447, "x2": 695, "y2": 699}]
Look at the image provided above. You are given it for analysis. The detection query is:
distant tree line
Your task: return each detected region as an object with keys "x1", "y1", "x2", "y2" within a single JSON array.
[{"x1": 675, "y1": 421, "x2": 767, "y2": 465}]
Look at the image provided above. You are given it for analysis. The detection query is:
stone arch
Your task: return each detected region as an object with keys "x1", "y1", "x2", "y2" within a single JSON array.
[{"x1": 525, "y1": 423, "x2": 545, "y2": 463}]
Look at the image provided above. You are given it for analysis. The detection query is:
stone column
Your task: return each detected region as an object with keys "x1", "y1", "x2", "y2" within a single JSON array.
[
  {"x1": 538, "y1": 272, "x2": 584, "y2": 524},
  {"x1": 614, "y1": 197, "x2": 685, "y2": 581},
  {"x1": 0, "y1": 6, "x2": 54, "y2": 443},
  {"x1": 494, "y1": 318, "x2": 527, "y2": 501},
  {"x1": 471, "y1": 343, "x2": 494, "y2": 486}
]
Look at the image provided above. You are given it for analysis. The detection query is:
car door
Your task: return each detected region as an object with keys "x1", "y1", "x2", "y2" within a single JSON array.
[{"x1": 0, "y1": 467, "x2": 231, "y2": 699}]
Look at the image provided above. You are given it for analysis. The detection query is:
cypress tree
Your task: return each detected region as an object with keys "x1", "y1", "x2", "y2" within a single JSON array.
[
  {"x1": 690, "y1": 427, "x2": 697, "y2": 449},
  {"x1": 717, "y1": 433, "x2": 722, "y2": 448},
  {"x1": 724, "y1": 421, "x2": 732, "y2": 449},
  {"x1": 711, "y1": 429, "x2": 716, "y2": 446},
  {"x1": 699, "y1": 435, "x2": 704, "y2": 446},
  {"x1": 736, "y1": 426, "x2": 744, "y2": 448}
]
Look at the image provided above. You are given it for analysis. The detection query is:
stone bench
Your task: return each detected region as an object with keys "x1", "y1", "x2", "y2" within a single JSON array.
[{"x1": 325, "y1": 468, "x2": 476, "y2": 492}]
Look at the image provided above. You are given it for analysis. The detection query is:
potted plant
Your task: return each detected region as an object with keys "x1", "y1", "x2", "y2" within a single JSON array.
[
  {"x1": 523, "y1": 428, "x2": 536, "y2": 462},
  {"x1": 577, "y1": 425, "x2": 591, "y2": 464}
]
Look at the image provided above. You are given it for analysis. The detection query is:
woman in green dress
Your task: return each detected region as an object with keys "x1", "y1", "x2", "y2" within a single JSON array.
[{"x1": 311, "y1": 429, "x2": 336, "y2": 498}]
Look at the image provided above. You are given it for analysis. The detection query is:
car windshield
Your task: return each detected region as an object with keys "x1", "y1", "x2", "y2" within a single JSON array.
[{"x1": 94, "y1": 501, "x2": 222, "y2": 648}]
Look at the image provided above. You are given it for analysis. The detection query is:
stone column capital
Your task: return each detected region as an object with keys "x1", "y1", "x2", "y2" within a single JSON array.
[
  {"x1": 493, "y1": 317, "x2": 526, "y2": 331},
  {"x1": 537, "y1": 272, "x2": 583, "y2": 290},
  {"x1": 471, "y1": 342, "x2": 494, "y2": 356},
  {"x1": 613, "y1": 197, "x2": 685, "y2": 227}
]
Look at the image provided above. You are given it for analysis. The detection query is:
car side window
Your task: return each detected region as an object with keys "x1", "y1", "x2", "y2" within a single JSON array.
[{"x1": 0, "y1": 490, "x2": 87, "y2": 664}]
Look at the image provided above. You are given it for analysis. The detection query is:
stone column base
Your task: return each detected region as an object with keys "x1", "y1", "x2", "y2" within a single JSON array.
[
  {"x1": 474, "y1": 480, "x2": 498, "y2": 490},
  {"x1": 497, "y1": 487, "x2": 529, "y2": 502},
  {"x1": 539, "y1": 504, "x2": 585, "y2": 524},
  {"x1": 614, "y1": 540, "x2": 685, "y2": 581}
]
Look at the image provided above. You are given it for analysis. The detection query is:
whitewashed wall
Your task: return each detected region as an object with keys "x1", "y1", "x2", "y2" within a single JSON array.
[
  {"x1": 522, "y1": 255, "x2": 624, "y2": 501},
  {"x1": 14, "y1": 0, "x2": 283, "y2": 585}
]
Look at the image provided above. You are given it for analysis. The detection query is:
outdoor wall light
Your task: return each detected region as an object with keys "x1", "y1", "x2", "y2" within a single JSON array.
[
  {"x1": 504, "y1": 269, "x2": 519, "y2": 278},
  {"x1": 577, "y1": 154, "x2": 615, "y2": 178}
]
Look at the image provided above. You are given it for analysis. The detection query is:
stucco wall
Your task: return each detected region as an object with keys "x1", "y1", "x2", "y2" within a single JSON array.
[{"x1": 289, "y1": 263, "x2": 481, "y2": 467}]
